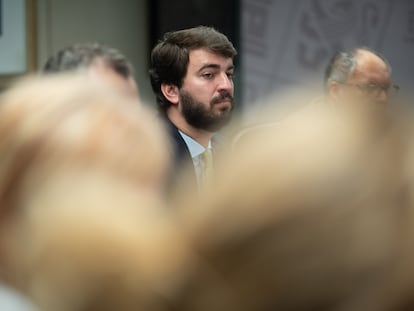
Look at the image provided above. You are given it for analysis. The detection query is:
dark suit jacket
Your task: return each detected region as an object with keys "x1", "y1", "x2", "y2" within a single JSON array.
[
  {"x1": 161, "y1": 115, "x2": 197, "y2": 192},
  {"x1": 161, "y1": 114, "x2": 225, "y2": 194}
]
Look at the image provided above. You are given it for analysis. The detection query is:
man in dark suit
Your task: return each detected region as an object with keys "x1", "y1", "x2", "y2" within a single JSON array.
[{"x1": 149, "y1": 26, "x2": 237, "y2": 189}]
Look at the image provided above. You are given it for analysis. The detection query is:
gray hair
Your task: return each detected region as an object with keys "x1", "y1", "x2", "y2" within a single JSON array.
[
  {"x1": 324, "y1": 47, "x2": 391, "y2": 92},
  {"x1": 43, "y1": 42, "x2": 134, "y2": 79}
]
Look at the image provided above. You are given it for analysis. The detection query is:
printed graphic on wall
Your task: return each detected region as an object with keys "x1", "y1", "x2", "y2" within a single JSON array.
[{"x1": 242, "y1": 0, "x2": 414, "y2": 122}]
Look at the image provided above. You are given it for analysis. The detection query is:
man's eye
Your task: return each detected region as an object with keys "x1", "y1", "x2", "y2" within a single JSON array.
[
  {"x1": 369, "y1": 85, "x2": 379, "y2": 90},
  {"x1": 361, "y1": 84, "x2": 379, "y2": 93},
  {"x1": 227, "y1": 72, "x2": 234, "y2": 79},
  {"x1": 202, "y1": 73, "x2": 214, "y2": 79}
]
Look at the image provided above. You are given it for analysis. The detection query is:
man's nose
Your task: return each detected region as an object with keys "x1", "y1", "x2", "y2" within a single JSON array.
[
  {"x1": 377, "y1": 88, "x2": 389, "y2": 103},
  {"x1": 217, "y1": 73, "x2": 233, "y2": 92}
]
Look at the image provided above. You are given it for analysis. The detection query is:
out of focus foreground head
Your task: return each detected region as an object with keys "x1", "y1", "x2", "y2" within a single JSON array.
[
  {"x1": 173, "y1": 97, "x2": 414, "y2": 311},
  {"x1": 0, "y1": 73, "x2": 181, "y2": 311}
]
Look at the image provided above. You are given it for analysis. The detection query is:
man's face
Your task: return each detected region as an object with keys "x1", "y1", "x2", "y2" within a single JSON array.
[
  {"x1": 179, "y1": 49, "x2": 235, "y2": 132},
  {"x1": 331, "y1": 50, "x2": 395, "y2": 108}
]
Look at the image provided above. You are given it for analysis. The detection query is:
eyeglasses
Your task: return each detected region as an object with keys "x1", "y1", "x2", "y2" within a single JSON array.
[{"x1": 339, "y1": 82, "x2": 400, "y2": 97}]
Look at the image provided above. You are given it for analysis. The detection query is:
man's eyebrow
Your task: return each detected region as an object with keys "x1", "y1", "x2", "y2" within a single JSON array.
[
  {"x1": 198, "y1": 64, "x2": 221, "y2": 72},
  {"x1": 367, "y1": 80, "x2": 390, "y2": 87},
  {"x1": 198, "y1": 64, "x2": 234, "y2": 72}
]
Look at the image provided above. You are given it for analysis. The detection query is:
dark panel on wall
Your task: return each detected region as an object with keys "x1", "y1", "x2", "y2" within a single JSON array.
[{"x1": 150, "y1": 0, "x2": 239, "y2": 50}]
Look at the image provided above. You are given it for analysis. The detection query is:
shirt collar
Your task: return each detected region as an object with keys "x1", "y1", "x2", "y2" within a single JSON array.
[{"x1": 179, "y1": 130, "x2": 212, "y2": 158}]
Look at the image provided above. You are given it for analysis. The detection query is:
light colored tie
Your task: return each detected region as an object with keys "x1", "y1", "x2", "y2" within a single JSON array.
[{"x1": 201, "y1": 148, "x2": 214, "y2": 183}]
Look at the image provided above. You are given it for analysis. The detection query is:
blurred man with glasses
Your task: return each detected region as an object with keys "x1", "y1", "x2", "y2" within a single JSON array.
[{"x1": 324, "y1": 47, "x2": 398, "y2": 108}]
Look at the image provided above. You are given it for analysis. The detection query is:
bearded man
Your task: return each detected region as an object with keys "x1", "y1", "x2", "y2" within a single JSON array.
[{"x1": 150, "y1": 26, "x2": 237, "y2": 189}]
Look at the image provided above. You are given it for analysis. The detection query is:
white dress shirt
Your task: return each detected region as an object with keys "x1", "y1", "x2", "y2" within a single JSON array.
[{"x1": 178, "y1": 130, "x2": 212, "y2": 187}]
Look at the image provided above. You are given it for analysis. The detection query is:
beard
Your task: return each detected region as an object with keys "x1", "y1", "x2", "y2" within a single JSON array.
[{"x1": 179, "y1": 89, "x2": 234, "y2": 132}]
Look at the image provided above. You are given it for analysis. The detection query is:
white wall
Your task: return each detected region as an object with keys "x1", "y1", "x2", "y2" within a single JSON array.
[{"x1": 36, "y1": 0, "x2": 154, "y2": 104}]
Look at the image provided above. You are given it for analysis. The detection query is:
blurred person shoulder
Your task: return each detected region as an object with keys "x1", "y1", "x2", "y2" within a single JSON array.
[{"x1": 0, "y1": 284, "x2": 40, "y2": 311}]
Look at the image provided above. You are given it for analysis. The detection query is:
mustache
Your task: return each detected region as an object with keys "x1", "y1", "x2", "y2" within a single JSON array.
[{"x1": 211, "y1": 92, "x2": 234, "y2": 105}]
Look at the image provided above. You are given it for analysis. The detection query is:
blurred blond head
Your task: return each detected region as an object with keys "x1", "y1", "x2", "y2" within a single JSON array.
[
  {"x1": 173, "y1": 93, "x2": 414, "y2": 311},
  {"x1": 0, "y1": 73, "x2": 168, "y2": 195},
  {"x1": 0, "y1": 73, "x2": 190, "y2": 311}
]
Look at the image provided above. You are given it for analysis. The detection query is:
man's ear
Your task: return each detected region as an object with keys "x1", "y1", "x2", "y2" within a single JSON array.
[
  {"x1": 328, "y1": 81, "x2": 341, "y2": 101},
  {"x1": 161, "y1": 83, "x2": 179, "y2": 105}
]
